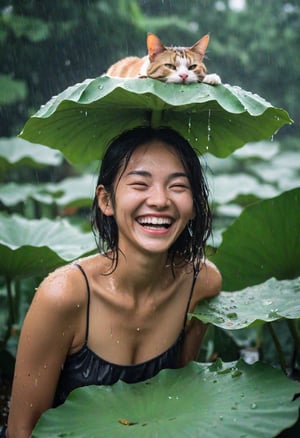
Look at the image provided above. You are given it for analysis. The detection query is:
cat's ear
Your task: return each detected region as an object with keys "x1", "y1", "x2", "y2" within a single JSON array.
[
  {"x1": 147, "y1": 33, "x2": 166, "y2": 61},
  {"x1": 191, "y1": 34, "x2": 210, "y2": 60}
]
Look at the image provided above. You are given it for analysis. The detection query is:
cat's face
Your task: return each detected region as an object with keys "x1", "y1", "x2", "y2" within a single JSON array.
[
  {"x1": 146, "y1": 49, "x2": 207, "y2": 83},
  {"x1": 146, "y1": 34, "x2": 209, "y2": 84}
]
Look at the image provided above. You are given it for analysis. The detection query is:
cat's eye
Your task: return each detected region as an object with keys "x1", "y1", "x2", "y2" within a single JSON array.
[
  {"x1": 188, "y1": 64, "x2": 197, "y2": 70},
  {"x1": 165, "y1": 63, "x2": 176, "y2": 70}
]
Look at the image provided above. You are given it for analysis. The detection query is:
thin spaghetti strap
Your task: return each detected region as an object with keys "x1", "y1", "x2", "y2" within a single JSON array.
[
  {"x1": 73, "y1": 263, "x2": 91, "y2": 343},
  {"x1": 183, "y1": 266, "x2": 199, "y2": 329}
]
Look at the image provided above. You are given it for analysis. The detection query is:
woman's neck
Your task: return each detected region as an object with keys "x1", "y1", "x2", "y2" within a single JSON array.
[{"x1": 112, "y1": 249, "x2": 171, "y2": 299}]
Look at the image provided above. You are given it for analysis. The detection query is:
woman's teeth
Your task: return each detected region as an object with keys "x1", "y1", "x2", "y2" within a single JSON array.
[{"x1": 137, "y1": 216, "x2": 172, "y2": 228}]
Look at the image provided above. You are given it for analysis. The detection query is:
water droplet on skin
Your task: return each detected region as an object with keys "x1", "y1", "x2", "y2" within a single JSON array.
[
  {"x1": 43, "y1": 364, "x2": 47, "y2": 369},
  {"x1": 30, "y1": 403, "x2": 33, "y2": 408},
  {"x1": 77, "y1": 304, "x2": 80, "y2": 308}
]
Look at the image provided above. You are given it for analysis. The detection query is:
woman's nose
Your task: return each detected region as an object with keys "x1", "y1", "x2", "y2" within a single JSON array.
[{"x1": 147, "y1": 185, "x2": 169, "y2": 208}]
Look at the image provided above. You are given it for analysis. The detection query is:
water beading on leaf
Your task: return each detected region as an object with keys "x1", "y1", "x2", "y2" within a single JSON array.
[
  {"x1": 32, "y1": 360, "x2": 300, "y2": 437},
  {"x1": 191, "y1": 276, "x2": 300, "y2": 330},
  {"x1": 19, "y1": 77, "x2": 292, "y2": 165}
]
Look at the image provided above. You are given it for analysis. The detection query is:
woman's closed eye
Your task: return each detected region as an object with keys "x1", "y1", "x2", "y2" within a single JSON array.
[
  {"x1": 128, "y1": 181, "x2": 149, "y2": 190},
  {"x1": 169, "y1": 182, "x2": 190, "y2": 191}
]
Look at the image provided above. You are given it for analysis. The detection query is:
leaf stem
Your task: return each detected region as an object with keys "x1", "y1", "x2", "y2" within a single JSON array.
[
  {"x1": 267, "y1": 322, "x2": 287, "y2": 374},
  {"x1": 150, "y1": 110, "x2": 163, "y2": 128},
  {"x1": 6, "y1": 276, "x2": 15, "y2": 326},
  {"x1": 287, "y1": 319, "x2": 300, "y2": 354},
  {"x1": 1, "y1": 276, "x2": 15, "y2": 347}
]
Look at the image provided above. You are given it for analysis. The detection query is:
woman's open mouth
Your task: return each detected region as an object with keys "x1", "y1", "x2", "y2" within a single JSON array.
[{"x1": 136, "y1": 216, "x2": 173, "y2": 231}]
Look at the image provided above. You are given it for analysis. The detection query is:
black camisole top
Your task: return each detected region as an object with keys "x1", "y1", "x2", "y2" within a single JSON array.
[{"x1": 53, "y1": 263, "x2": 198, "y2": 407}]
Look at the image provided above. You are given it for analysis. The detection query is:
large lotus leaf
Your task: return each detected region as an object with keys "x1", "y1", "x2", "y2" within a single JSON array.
[
  {"x1": 209, "y1": 173, "x2": 279, "y2": 205},
  {"x1": 252, "y1": 158, "x2": 300, "y2": 192},
  {"x1": 0, "y1": 175, "x2": 95, "y2": 208},
  {"x1": 0, "y1": 214, "x2": 96, "y2": 279},
  {"x1": 43, "y1": 174, "x2": 96, "y2": 207},
  {"x1": 19, "y1": 77, "x2": 292, "y2": 165},
  {"x1": 211, "y1": 187, "x2": 300, "y2": 291},
  {"x1": 0, "y1": 183, "x2": 41, "y2": 206},
  {"x1": 33, "y1": 360, "x2": 300, "y2": 437},
  {"x1": 0, "y1": 137, "x2": 63, "y2": 172},
  {"x1": 191, "y1": 277, "x2": 300, "y2": 330},
  {"x1": 232, "y1": 140, "x2": 280, "y2": 160}
]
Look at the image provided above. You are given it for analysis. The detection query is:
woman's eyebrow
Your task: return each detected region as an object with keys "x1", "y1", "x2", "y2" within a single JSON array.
[
  {"x1": 126, "y1": 170, "x2": 188, "y2": 179},
  {"x1": 126, "y1": 170, "x2": 151, "y2": 177}
]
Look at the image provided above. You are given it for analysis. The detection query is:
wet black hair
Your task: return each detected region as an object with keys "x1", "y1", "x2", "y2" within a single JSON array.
[{"x1": 91, "y1": 126, "x2": 212, "y2": 272}]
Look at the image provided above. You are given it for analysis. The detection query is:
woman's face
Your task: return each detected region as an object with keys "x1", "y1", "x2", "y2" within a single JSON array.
[{"x1": 99, "y1": 140, "x2": 195, "y2": 257}]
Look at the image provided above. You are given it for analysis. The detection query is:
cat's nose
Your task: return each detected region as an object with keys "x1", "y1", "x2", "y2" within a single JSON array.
[{"x1": 179, "y1": 73, "x2": 188, "y2": 81}]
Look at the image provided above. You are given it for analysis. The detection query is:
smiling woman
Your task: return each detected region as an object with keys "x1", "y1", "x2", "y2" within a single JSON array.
[
  {"x1": 6, "y1": 126, "x2": 221, "y2": 438},
  {"x1": 91, "y1": 127, "x2": 213, "y2": 271}
]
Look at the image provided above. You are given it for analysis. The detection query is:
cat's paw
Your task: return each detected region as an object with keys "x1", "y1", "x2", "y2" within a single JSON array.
[{"x1": 202, "y1": 73, "x2": 222, "y2": 85}]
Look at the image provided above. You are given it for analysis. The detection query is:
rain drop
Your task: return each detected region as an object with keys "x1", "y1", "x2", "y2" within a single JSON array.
[
  {"x1": 188, "y1": 115, "x2": 192, "y2": 132},
  {"x1": 251, "y1": 403, "x2": 257, "y2": 409},
  {"x1": 207, "y1": 109, "x2": 211, "y2": 142}
]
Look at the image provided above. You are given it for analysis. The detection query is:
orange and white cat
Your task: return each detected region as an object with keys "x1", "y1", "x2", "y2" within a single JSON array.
[{"x1": 107, "y1": 33, "x2": 221, "y2": 85}]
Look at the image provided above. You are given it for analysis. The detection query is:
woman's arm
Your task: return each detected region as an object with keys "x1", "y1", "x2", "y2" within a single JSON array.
[
  {"x1": 7, "y1": 266, "x2": 85, "y2": 438},
  {"x1": 180, "y1": 260, "x2": 222, "y2": 366}
]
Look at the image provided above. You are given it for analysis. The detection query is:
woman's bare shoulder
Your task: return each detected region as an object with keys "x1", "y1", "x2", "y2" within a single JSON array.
[
  {"x1": 35, "y1": 254, "x2": 108, "y2": 309},
  {"x1": 194, "y1": 259, "x2": 222, "y2": 301},
  {"x1": 34, "y1": 262, "x2": 90, "y2": 314}
]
